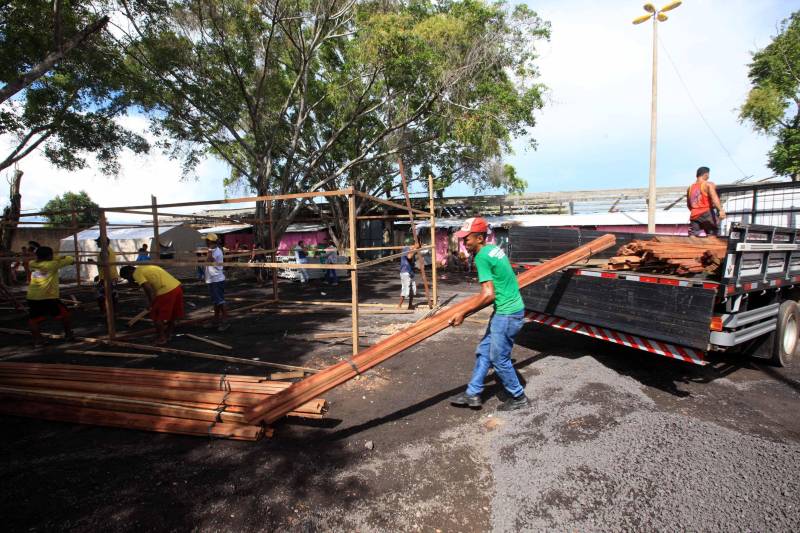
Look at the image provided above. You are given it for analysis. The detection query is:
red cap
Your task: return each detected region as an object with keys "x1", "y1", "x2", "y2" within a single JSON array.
[{"x1": 454, "y1": 217, "x2": 489, "y2": 238}]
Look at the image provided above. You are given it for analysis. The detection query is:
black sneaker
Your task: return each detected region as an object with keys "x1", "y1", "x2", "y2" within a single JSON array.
[
  {"x1": 450, "y1": 392, "x2": 482, "y2": 408},
  {"x1": 497, "y1": 394, "x2": 529, "y2": 412}
]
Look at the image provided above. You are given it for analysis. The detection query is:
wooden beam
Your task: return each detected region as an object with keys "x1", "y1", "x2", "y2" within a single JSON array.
[
  {"x1": 348, "y1": 194, "x2": 359, "y2": 356},
  {"x1": 243, "y1": 234, "x2": 617, "y2": 425},
  {"x1": 354, "y1": 191, "x2": 431, "y2": 217}
]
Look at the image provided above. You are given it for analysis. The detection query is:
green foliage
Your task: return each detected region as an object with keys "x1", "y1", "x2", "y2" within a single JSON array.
[
  {"x1": 117, "y1": 0, "x2": 548, "y2": 240},
  {"x1": 42, "y1": 190, "x2": 100, "y2": 227},
  {"x1": 0, "y1": 1, "x2": 149, "y2": 174},
  {"x1": 739, "y1": 11, "x2": 800, "y2": 179}
]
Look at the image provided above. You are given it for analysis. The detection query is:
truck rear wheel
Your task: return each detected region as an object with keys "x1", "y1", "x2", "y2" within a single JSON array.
[{"x1": 771, "y1": 300, "x2": 799, "y2": 367}]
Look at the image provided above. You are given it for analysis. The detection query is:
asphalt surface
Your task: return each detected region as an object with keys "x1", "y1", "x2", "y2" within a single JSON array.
[{"x1": 1, "y1": 270, "x2": 799, "y2": 531}]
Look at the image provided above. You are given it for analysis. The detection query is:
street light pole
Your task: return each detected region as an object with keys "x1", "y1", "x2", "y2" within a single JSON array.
[
  {"x1": 648, "y1": 13, "x2": 658, "y2": 233},
  {"x1": 633, "y1": 1, "x2": 682, "y2": 234}
]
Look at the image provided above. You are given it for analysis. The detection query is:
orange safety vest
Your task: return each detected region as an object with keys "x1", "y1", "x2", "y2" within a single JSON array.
[{"x1": 688, "y1": 182, "x2": 711, "y2": 220}]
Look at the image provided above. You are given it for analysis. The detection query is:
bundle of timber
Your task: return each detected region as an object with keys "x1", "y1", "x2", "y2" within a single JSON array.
[
  {"x1": 607, "y1": 236, "x2": 727, "y2": 275},
  {"x1": 0, "y1": 363, "x2": 328, "y2": 441}
]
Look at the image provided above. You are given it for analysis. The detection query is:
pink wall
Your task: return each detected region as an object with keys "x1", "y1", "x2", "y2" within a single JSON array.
[{"x1": 277, "y1": 230, "x2": 330, "y2": 255}]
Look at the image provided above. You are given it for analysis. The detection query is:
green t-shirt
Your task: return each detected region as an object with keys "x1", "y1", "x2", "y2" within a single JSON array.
[{"x1": 474, "y1": 244, "x2": 524, "y2": 315}]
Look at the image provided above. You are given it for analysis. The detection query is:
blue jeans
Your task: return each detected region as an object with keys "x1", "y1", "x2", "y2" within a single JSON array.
[
  {"x1": 466, "y1": 309, "x2": 525, "y2": 398},
  {"x1": 325, "y1": 267, "x2": 338, "y2": 284}
]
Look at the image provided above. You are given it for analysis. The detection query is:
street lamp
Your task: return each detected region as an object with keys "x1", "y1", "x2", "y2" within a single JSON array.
[{"x1": 633, "y1": 1, "x2": 682, "y2": 233}]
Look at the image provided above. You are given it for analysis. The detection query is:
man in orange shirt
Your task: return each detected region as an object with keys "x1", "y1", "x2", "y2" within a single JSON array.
[{"x1": 687, "y1": 166, "x2": 726, "y2": 237}]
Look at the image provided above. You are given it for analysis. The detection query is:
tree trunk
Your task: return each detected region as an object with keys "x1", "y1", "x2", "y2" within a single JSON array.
[{"x1": 1, "y1": 170, "x2": 23, "y2": 284}]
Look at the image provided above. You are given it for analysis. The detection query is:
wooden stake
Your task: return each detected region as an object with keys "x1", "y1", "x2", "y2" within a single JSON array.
[
  {"x1": 397, "y1": 158, "x2": 431, "y2": 307},
  {"x1": 151, "y1": 195, "x2": 160, "y2": 259},
  {"x1": 71, "y1": 210, "x2": 81, "y2": 286},
  {"x1": 98, "y1": 210, "x2": 116, "y2": 339},
  {"x1": 428, "y1": 174, "x2": 438, "y2": 307},
  {"x1": 127, "y1": 309, "x2": 149, "y2": 327},
  {"x1": 182, "y1": 333, "x2": 233, "y2": 350},
  {"x1": 64, "y1": 349, "x2": 158, "y2": 359},
  {"x1": 348, "y1": 193, "x2": 359, "y2": 356}
]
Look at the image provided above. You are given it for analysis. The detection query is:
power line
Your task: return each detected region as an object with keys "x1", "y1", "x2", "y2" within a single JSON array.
[{"x1": 658, "y1": 35, "x2": 750, "y2": 180}]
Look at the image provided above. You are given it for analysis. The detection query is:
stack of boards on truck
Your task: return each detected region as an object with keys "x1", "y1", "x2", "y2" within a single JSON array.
[{"x1": 509, "y1": 224, "x2": 800, "y2": 367}]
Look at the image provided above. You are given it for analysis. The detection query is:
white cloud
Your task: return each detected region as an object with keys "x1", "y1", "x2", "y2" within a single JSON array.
[{"x1": 0, "y1": 114, "x2": 231, "y2": 222}]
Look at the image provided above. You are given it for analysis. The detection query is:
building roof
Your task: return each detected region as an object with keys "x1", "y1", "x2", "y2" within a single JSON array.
[
  {"x1": 402, "y1": 209, "x2": 689, "y2": 230},
  {"x1": 64, "y1": 224, "x2": 184, "y2": 241}
]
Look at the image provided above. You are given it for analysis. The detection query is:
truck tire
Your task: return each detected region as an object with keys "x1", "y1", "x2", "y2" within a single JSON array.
[{"x1": 771, "y1": 300, "x2": 799, "y2": 367}]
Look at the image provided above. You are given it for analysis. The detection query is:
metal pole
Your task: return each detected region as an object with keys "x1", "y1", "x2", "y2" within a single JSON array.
[
  {"x1": 647, "y1": 16, "x2": 658, "y2": 233},
  {"x1": 348, "y1": 194, "x2": 359, "y2": 355},
  {"x1": 98, "y1": 210, "x2": 116, "y2": 339},
  {"x1": 428, "y1": 174, "x2": 438, "y2": 307}
]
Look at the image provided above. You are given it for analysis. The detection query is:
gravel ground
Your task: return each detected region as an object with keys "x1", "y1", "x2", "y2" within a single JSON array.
[{"x1": 486, "y1": 355, "x2": 800, "y2": 531}]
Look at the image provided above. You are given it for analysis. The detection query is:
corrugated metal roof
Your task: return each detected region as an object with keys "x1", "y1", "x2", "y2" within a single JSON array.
[{"x1": 402, "y1": 210, "x2": 689, "y2": 229}]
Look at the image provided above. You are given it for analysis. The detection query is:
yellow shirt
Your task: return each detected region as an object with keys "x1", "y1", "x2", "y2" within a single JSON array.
[
  {"x1": 98, "y1": 249, "x2": 119, "y2": 281},
  {"x1": 132, "y1": 265, "x2": 181, "y2": 296},
  {"x1": 27, "y1": 256, "x2": 74, "y2": 300}
]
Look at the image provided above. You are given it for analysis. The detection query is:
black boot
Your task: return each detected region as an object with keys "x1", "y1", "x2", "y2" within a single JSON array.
[
  {"x1": 497, "y1": 393, "x2": 529, "y2": 412},
  {"x1": 450, "y1": 392, "x2": 482, "y2": 408}
]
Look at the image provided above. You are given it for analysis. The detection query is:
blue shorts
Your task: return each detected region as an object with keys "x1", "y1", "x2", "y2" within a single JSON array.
[{"x1": 208, "y1": 281, "x2": 225, "y2": 305}]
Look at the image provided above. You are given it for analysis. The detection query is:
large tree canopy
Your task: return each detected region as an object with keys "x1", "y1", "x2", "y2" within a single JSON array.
[
  {"x1": 0, "y1": 1, "x2": 149, "y2": 175},
  {"x1": 115, "y1": 0, "x2": 548, "y2": 243},
  {"x1": 740, "y1": 11, "x2": 800, "y2": 181}
]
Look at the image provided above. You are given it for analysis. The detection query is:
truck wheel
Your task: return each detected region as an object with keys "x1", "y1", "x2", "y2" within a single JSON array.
[{"x1": 771, "y1": 300, "x2": 799, "y2": 367}]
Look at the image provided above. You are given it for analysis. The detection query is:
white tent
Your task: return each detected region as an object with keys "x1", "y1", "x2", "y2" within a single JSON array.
[{"x1": 59, "y1": 223, "x2": 204, "y2": 281}]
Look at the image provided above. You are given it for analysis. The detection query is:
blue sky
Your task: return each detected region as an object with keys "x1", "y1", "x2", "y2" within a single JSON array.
[{"x1": 0, "y1": 0, "x2": 794, "y2": 215}]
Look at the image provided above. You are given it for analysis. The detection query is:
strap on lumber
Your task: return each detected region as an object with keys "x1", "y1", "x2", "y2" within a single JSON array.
[{"x1": 345, "y1": 358, "x2": 361, "y2": 375}]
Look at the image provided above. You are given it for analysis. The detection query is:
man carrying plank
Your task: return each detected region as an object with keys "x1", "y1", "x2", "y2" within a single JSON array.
[
  {"x1": 449, "y1": 217, "x2": 529, "y2": 412},
  {"x1": 120, "y1": 264, "x2": 184, "y2": 345},
  {"x1": 26, "y1": 246, "x2": 76, "y2": 347}
]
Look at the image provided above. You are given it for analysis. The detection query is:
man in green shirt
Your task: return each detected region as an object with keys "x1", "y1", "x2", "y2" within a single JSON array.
[{"x1": 449, "y1": 217, "x2": 529, "y2": 411}]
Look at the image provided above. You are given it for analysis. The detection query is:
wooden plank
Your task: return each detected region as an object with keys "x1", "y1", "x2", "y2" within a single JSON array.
[
  {"x1": 243, "y1": 234, "x2": 617, "y2": 425},
  {"x1": 127, "y1": 309, "x2": 149, "y2": 327},
  {"x1": 349, "y1": 194, "x2": 359, "y2": 356},
  {"x1": 181, "y1": 333, "x2": 233, "y2": 350},
  {"x1": 64, "y1": 349, "x2": 158, "y2": 359}
]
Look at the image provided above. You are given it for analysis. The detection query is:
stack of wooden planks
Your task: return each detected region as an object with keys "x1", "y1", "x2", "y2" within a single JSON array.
[
  {"x1": 606, "y1": 236, "x2": 727, "y2": 275},
  {"x1": 0, "y1": 363, "x2": 328, "y2": 441}
]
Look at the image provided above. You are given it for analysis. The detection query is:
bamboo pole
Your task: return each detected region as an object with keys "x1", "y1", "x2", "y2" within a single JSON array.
[
  {"x1": 348, "y1": 194, "x2": 359, "y2": 356},
  {"x1": 428, "y1": 174, "x2": 438, "y2": 307},
  {"x1": 151, "y1": 195, "x2": 160, "y2": 259},
  {"x1": 98, "y1": 211, "x2": 116, "y2": 339},
  {"x1": 181, "y1": 333, "x2": 233, "y2": 350},
  {"x1": 244, "y1": 234, "x2": 617, "y2": 424},
  {"x1": 71, "y1": 210, "x2": 81, "y2": 286},
  {"x1": 267, "y1": 200, "x2": 279, "y2": 299},
  {"x1": 397, "y1": 159, "x2": 431, "y2": 307}
]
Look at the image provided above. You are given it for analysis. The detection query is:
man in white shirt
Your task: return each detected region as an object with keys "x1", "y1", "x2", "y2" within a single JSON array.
[{"x1": 204, "y1": 233, "x2": 228, "y2": 331}]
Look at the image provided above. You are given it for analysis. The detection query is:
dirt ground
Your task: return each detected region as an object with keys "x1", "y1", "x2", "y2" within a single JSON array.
[{"x1": 1, "y1": 267, "x2": 799, "y2": 532}]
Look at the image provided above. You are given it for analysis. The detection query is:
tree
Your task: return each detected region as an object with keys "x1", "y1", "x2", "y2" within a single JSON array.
[
  {"x1": 740, "y1": 11, "x2": 800, "y2": 181},
  {"x1": 42, "y1": 190, "x2": 100, "y2": 228},
  {"x1": 115, "y1": 0, "x2": 548, "y2": 245},
  {"x1": 0, "y1": 1, "x2": 149, "y2": 175}
]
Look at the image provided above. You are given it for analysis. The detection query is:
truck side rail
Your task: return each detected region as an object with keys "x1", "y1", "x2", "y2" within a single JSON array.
[{"x1": 720, "y1": 223, "x2": 800, "y2": 296}]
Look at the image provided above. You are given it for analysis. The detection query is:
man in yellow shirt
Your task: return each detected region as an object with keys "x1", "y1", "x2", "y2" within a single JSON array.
[
  {"x1": 120, "y1": 264, "x2": 184, "y2": 345},
  {"x1": 26, "y1": 246, "x2": 75, "y2": 346}
]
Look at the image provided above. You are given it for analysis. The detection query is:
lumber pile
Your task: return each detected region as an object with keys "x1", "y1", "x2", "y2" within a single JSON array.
[
  {"x1": 243, "y1": 234, "x2": 617, "y2": 425},
  {"x1": 606, "y1": 236, "x2": 727, "y2": 275},
  {"x1": 0, "y1": 363, "x2": 328, "y2": 441}
]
